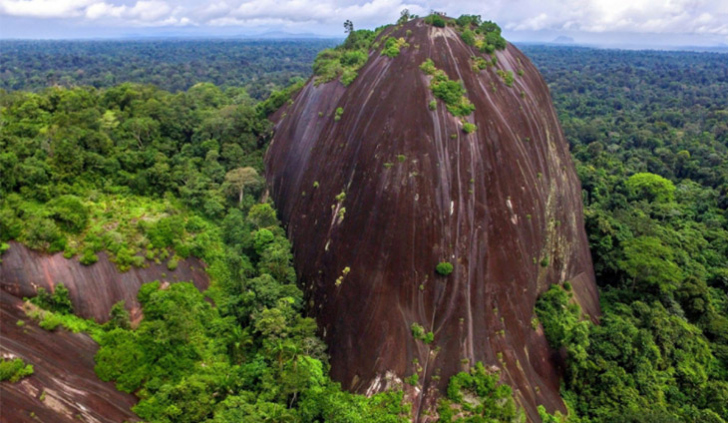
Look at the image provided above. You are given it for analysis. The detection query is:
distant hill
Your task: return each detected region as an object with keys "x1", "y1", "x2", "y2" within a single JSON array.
[
  {"x1": 251, "y1": 30, "x2": 333, "y2": 39},
  {"x1": 552, "y1": 35, "x2": 575, "y2": 44}
]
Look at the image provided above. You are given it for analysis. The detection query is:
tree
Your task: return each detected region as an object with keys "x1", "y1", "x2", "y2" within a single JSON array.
[
  {"x1": 247, "y1": 203, "x2": 278, "y2": 228},
  {"x1": 225, "y1": 167, "x2": 259, "y2": 206},
  {"x1": 343, "y1": 20, "x2": 354, "y2": 34},
  {"x1": 619, "y1": 236, "x2": 682, "y2": 294},
  {"x1": 397, "y1": 9, "x2": 411, "y2": 25},
  {"x1": 625, "y1": 172, "x2": 676, "y2": 203}
]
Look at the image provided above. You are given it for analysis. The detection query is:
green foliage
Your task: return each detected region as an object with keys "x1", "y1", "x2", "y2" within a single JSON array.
[
  {"x1": 0, "y1": 39, "x2": 333, "y2": 99},
  {"x1": 80, "y1": 248, "x2": 99, "y2": 265},
  {"x1": 436, "y1": 261, "x2": 454, "y2": 276},
  {"x1": 438, "y1": 362, "x2": 516, "y2": 422},
  {"x1": 479, "y1": 22, "x2": 507, "y2": 51},
  {"x1": 381, "y1": 37, "x2": 409, "y2": 58},
  {"x1": 625, "y1": 172, "x2": 676, "y2": 203},
  {"x1": 256, "y1": 80, "x2": 305, "y2": 118},
  {"x1": 420, "y1": 61, "x2": 475, "y2": 117},
  {"x1": 0, "y1": 53, "x2": 412, "y2": 421},
  {"x1": 411, "y1": 323, "x2": 434, "y2": 344},
  {"x1": 619, "y1": 236, "x2": 682, "y2": 294},
  {"x1": 247, "y1": 203, "x2": 278, "y2": 229},
  {"x1": 460, "y1": 30, "x2": 476, "y2": 46},
  {"x1": 432, "y1": 79, "x2": 467, "y2": 108},
  {"x1": 47, "y1": 195, "x2": 89, "y2": 233},
  {"x1": 25, "y1": 302, "x2": 104, "y2": 338},
  {"x1": 313, "y1": 29, "x2": 376, "y2": 86},
  {"x1": 462, "y1": 122, "x2": 477, "y2": 134},
  {"x1": 471, "y1": 56, "x2": 489, "y2": 71},
  {"x1": 424, "y1": 14, "x2": 446, "y2": 28},
  {"x1": 535, "y1": 284, "x2": 583, "y2": 350},
  {"x1": 419, "y1": 59, "x2": 437, "y2": 75},
  {"x1": 0, "y1": 358, "x2": 34, "y2": 383},
  {"x1": 428, "y1": 99, "x2": 437, "y2": 110},
  {"x1": 29, "y1": 283, "x2": 73, "y2": 314},
  {"x1": 1, "y1": 83, "x2": 272, "y2": 269},
  {"x1": 496, "y1": 69, "x2": 515, "y2": 87},
  {"x1": 335, "y1": 107, "x2": 344, "y2": 122},
  {"x1": 108, "y1": 301, "x2": 131, "y2": 330},
  {"x1": 456, "y1": 15, "x2": 482, "y2": 28},
  {"x1": 92, "y1": 276, "x2": 407, "y2": 422}
]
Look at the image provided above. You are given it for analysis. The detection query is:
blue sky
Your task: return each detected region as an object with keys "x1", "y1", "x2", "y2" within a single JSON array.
[{"x1": 1, "y1": 0, "x2": 727, "y2": 47}]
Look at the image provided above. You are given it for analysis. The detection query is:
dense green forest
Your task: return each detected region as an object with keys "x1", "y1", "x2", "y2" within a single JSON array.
[
  {"x1": 524, "y1": 45, "x2": 728, "y2": 422},
  {"x1": 0, "y1": 39, "x2": 336, "y2": 99},
  {"x1": 0, "y1": 81, "x2": 413, "y2": 422},
  {"x1": 0, "y1": 22, "x2": 518, "y2": 421},
  {"x1": 1, "y1": 32, "x2": 728, "y2": 422}
]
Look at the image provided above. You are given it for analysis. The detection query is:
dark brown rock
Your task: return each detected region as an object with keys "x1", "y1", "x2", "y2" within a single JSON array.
[
  {"x1": 0, "y1": 242, "x2": 211, "y2": 422},
  {"x1": 1, "y1": 241, "x2": 209, "y2": 322},
  {"x1": 1, "y1": 292, "x2": 138, "y2": 423},
  {"x1": 265, "y1": 19, "x2": 600, "y2": 421}
]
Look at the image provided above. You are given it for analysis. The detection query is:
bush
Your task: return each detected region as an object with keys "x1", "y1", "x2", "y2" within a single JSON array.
[
  {"x1": 497, "y1": 69, "x2": 515, "y2": 87},
  {"x1": 24, "y1": 217, "x2": 65, "y2": 252},
  {"x1": 461, "y1": 30, "x2": 476, "y2": 46},
  {"x1": 534, "y1": 284, "x2": 580, "y2": 349},
  {"x1": 48, "y1": 195, "x2": 89, "y2": 234},
  {"x1": 145, "y1": 216, "x2": 185, "y2": 249},
  {"x1": 432, "y1": 79, "x2": 465, "y2": 105},
  {"x1": 80, "y1": 248, "x2": 99, "y2": 265},
  {"x1": 425, "y1": 14, "x2": 446, "y2": 28},
  {"x1": 381, "y1": 37, "x2": 408, "y2": 58},
  {"x1": 440, "y1": 362, "x2": 516, "y2": 420},
  {"x1": 419, "y1": 59, "x2": 437, "y2": 75},
  {"x1": 167, "y1": 256, "x2": 179, "y2": 271},
  {"x1": 341, "y1": 69, "x2": 358, "y2": 86},
  {"x1": 40, "y1": 312, "x2": 63, "y2": 330},
  {"x1": 312, "y1": 29, "x2": 375, "y2": 86},
  {"x1": 411, "y1": 323, "x2": 433, "y2": 343},
  {"x1": 0, "y1": 358, "x2": 34, "y2": 383},
  {"x1": 429, "y1": 100, "x2": 437, "y2": 110},
  {"x1": 436, "y1": 262, "x2": 454, "y2": 276},
  {"x1": 340, "y1": 50, "x2": 367, "y2": 67},
  {"x1": 462, "y1": 122, "x2": 477, "y2": 134},
  {"x1": 253, "y1": 228, "x2": 275, "y2": 255},
  {"x1": 312, "y1": 49, "x2": 344, "y2": 84},
  {"x1": 422, "y1": 62, "x2": 475, "y2": 117},
  {"x1": 30, "y1": 283, "x2": 74, "y2": 314},
  {"x1": 456, "y1": 15, "x2": 481, "y2": 28},
  {"x1": 248, "y1": 203, "x2": 278, "y2": 229},
  {"x1": 485, "y1": 31, "x2": 507, "y2": 50}
]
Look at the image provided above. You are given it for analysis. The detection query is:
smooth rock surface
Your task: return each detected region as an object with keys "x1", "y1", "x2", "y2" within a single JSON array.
[{"x1": 266, "y1": 18, "x2": 599, "y2": 421}]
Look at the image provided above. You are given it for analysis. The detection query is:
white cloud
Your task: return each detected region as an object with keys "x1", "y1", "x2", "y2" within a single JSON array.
[
  {"x1": 0, "y1": 0, "x2": 96, "y2": 18},
  {"x1": 1, "y1": 0, "x2": 727, "y2": 36},
  {"x1": 85, "y1": 2, "x2": 125, "y2": 19},
  {"x1": 1, "y1": 0, "x2": 177, "y2": 25}
]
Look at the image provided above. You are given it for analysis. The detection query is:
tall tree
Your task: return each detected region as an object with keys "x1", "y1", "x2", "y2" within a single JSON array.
[
  {"x1": 225, "y1": 167, "x2": 259, "y2": 206},
  {"x1": 343, "y1": 20, "x2": 354, "y2": 34}
]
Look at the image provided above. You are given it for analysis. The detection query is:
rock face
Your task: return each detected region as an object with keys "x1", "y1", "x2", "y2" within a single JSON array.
[
  {"x1": 0, "y1": 293, "x2": 138, "y2": 423},
  {"x1": 0, "y1": 242, "x2": 210, "y2": 422},
  {"x1": 1, "y1": 242, "x2": 210, "y2": 323},
  {"x1": 266, "y1": 18, "x2": 600, "y2": 420}
]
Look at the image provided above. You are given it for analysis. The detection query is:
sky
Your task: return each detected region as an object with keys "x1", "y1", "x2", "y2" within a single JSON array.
[{"x1": 1, "y1": 0, "x2": 728, "y2": 47}]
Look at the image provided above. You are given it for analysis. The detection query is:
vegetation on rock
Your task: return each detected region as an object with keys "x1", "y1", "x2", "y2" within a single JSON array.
[
  {"x1": 420, "y1": 59, "x2": 475, "y2": 118},
  {"x1": 0, "y1": 358, "x2": 34, "y2": 383},
  {"x1": 436, "y1": 261, "x2": 454, "y2": 276}
]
